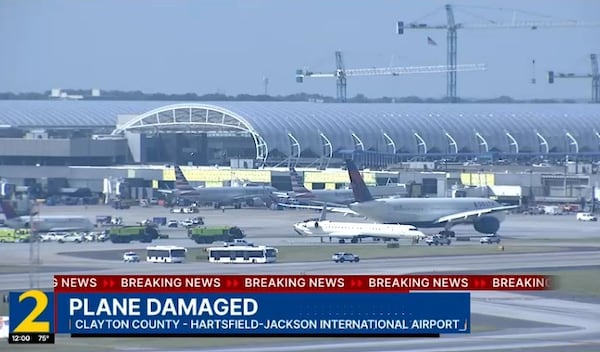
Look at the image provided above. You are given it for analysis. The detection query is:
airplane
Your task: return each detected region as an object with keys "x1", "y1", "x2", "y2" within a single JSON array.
[
  {"x1": 282, "y1": 167, "x2": 407, "y2": 206},
  {"x1": 293, "y1": 206, "x2": 427, "y2": 244},
  {"x1": 0, "y1": 201, "x2": 94, "y2": 232},
  {"x1": 161, "y1": 165, "x2": 278, "y2": 209},
  {"x1": 283, "y1": 160, "x2": 518, "y2": 237}
]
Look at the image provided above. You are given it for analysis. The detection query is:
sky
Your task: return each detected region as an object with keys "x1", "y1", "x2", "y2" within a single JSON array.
[{"x1": 0, "y1": 0, "x2": 599, "y2": 100}]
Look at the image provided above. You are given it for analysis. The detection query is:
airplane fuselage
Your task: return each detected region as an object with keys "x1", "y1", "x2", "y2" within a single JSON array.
[
  {"x1": 349, "y1": 197, "x2": 507, "y2": 228},
  {"x1": 5, "y1": 216, "x2": 94, "y2": 232},
  {"x1": 293, "y1": 220, "x2": 426, "y2": 240},
  {"x1": 180, "y1": 185, "x2": 276, "y2": 205},
  {"x1": 294, "y1": 185, "x2": 407, "y2": 205}
]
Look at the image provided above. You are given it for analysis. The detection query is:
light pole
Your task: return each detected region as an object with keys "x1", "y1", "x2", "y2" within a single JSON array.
[
  {"x1": 529, "y1": 169, "x2": 534, "y2": 205},
  {"x1": 28, "y1": 200, "x2": 40, "y2": 288}
]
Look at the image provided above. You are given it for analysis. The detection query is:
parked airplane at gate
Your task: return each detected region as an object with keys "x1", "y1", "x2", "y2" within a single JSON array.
[
  {"x1": 0, "y1": 201, "x2": 94, "y2": 232},
  {"x1": 293, "y1": 207, "x2": 427, "y2": 243},
  {"x1": 283, "y1": 160, "x2": 517, "y2": 236},
  {"x1": 160, "y1": 165, "x2": 277, "y2": 209}
]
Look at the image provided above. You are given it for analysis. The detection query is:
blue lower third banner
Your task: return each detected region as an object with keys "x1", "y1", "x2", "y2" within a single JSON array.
[{"x1": 57, "y1": 293, "x2": 470, "y2": 337}]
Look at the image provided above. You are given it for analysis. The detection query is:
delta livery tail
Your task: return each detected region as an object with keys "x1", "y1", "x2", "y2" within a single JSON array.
[{"x1": 345, "y1": 159, "x2": 373, "y2": 202}]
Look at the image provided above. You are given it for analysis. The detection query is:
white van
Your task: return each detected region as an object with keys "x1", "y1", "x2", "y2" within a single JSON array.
[{"x1": 576, "y1": 212, "x2": 597, "y2": 221}]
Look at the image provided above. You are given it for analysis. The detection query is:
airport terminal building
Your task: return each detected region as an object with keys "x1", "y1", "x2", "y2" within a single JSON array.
[{"x1": 0, "y1": 100, "x2": 599, "y2": 201}]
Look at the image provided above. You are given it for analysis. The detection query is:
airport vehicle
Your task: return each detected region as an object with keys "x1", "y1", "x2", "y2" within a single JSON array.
[
  {"x1": 226, "y1": 238, "x2": 254, "y2": 246},
  {"x1": 293, "y1": 206, "x2": 426, "y2": 243},
  {"x1": 146, "y1": 245, "x2": 187, "y2": 263},
  {"x1": 123, "y1": 251, "x2": 140, "y2": 263},
  {"x1": 39, "y1": 232, "x2": 63, "y2": 242},
  {"x1": 576, "y1": 212, "x2": 597, "y2": 221},
  {"x1": 0, "y1": 201, "x2": 94, "y2": 232},
  {"x1": 167, "y1": 220, "x2": 179, "y2": 228},
  {"x1": 160, "y1": 165, "x2": 277, "y2": 209},
  {"x1": 480, "y1": 235, "x2": 501, "y2": 244},
  {"x1": 152, "y1": 217, "x2": 167, "y2": 226},
  {"x1": 331, "y1": 252, "x2": 360, "y2": 263},
  {"x1": 58, "y1": 233, "x2": 84, "y2": 243},
  {"x1": 281, "y1": 160, "x2": 517, "y2": 237},
  {"x1": 206, "y1": 245, "x2": 277, "y2": 264},
  {"x1": 170, "y1": 206, "x2": 199, "y2": 214},
  {"x1": 188, "y1": 226, "x2": 245, "y2": 244},
  {"x1": 425, "y1": 235, "x2": 451, "y2": 246},
  {"x1": 0, "y1": 228, "x2": 30, "y2": 243},
  {"x1": 109, "y1": 226, "x2": 160, "y2": 243}
]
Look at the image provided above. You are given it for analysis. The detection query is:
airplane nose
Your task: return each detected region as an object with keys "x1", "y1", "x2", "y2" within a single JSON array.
[{"x1": 293, "y1": 224, "x2": 306, "y2": 236}]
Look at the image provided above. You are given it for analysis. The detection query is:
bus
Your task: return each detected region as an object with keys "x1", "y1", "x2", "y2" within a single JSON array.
[
  {"x1": 206, "y1": 245, "x2": 278, "y2": 264},
  {"x1": 146, "y1": 245, "x2": 187, "y2": 263}
]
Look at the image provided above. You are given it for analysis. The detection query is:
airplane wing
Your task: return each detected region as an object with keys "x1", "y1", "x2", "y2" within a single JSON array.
[
  {"x1": 434, "y1": 205, "x2": 519, "y2": 224},
  {"x1": 303, "y1": 200, "x2": 349, "y2": 208},
  {"x1": 46, "y1": 226, "x2": 88, "y2": 232},
  {"x1": 278, "y1": 203, "x2": 361, "y2": 217},
  {"x1": 329, "y1": 232, "x2": 363, "y2": 239}
]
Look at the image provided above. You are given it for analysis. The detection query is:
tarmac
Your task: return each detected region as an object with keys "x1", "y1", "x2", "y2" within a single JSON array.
[{"x1": 1, "y1": 204, "x2": 600, "y2": 351}]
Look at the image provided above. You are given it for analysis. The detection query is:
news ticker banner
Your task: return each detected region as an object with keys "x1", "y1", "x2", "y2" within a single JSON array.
[
  {"x1": 9, "y1": 274, "x2": 552, "y2": 344},
  {"x1": 52, "y1": 274, "x2": 553, "y2": 293}
]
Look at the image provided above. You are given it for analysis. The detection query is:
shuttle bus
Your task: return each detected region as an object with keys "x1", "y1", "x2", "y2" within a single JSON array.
[
  {"x1": 206, "y1": 245, "x2": 277, "y2": 264},
  {"x1": 146, "y1": 245, "x2": 187, "y2": 263}
]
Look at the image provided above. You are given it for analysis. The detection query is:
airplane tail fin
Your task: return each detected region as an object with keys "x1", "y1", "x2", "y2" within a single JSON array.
[
  {"x1": 345, "y1": 159, "x2": 374, "y2": 203},
  {"x1": 319, "y1": 203, "x2": 327, "y2": 221},
  {"x1": 174, "y1": 165, "x2": 195, "y2": 192},
  {"x1": 290, "y1": 167, "x2": 311, "y2": 194},
  {"x1": 0, "y1": 200, "x2": 19, "y2": 219}
]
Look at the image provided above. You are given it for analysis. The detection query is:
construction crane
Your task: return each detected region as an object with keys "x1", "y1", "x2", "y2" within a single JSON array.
[
  {"x1": 296, "y1": 50, "x2": 486, "y2": 102},
  {"x1": 397, "y1": 4, "x2": 600, "y2": 102},
  {"x1": 548, "y1": 54, "x2": 599, "y2": 103}
]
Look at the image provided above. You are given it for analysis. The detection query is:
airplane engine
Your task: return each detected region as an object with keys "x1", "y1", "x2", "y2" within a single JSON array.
[{"x1": 473, "y1": 216, "x2": 500, "y2": 234}]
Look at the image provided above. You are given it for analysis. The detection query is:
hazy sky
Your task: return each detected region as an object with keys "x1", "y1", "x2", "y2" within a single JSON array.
[{"x1": 0, "y1": 0, "x2": 599, "y2": 99}]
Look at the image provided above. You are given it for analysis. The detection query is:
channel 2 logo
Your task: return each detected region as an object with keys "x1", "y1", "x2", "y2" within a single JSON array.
[{"x1": 9, "y1": 290, "x2": 55, "y2": 344}]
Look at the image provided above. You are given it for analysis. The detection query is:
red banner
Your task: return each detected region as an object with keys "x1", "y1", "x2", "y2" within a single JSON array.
[{"x1": 53, "y1": 275, "x2": 553, "y2": 293}]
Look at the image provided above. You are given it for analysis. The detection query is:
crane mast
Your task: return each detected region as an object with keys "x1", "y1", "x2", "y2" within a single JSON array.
[{"x1": 445, "y1": 4, "x2": 457, "y2": 101}]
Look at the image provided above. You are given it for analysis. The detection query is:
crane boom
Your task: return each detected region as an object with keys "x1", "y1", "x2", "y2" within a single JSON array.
[
  {"x1": 549, "y1": 54, "x2": 599, "y2": 103},
  {"x1": 299, "y1": 63, "x2": 486, "y2": 78},
  {"x1": 404, "y1": 20, "x2": 600, "y2": 30},
  {"x1": 297, "y1": 50, "x2": 486, "y2": 102},
  {"x1": 344, "y1": 63, "x2": 485, "y2": 77}
]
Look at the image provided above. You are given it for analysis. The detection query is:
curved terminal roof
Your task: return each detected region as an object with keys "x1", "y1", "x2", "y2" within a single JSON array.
[{"x1": 1, "y1": 100, "x2": 599, "y2": 158}]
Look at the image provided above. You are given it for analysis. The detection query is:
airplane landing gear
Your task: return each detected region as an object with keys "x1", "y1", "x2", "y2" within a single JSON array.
[
  {"x1": 439, "y1": 230, "x2": 455, "y2": 238},
  {"x1": 338, "y1": 239, "x2": 345, "y2": 244}
]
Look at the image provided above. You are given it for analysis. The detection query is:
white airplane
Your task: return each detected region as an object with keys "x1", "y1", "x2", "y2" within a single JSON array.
[
  {"x1": 0, "y1": 201, "x2": 94, "y2": 232},
  {"x1": 293, "y1": 206, "x2": 427, "y2": 243}
]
